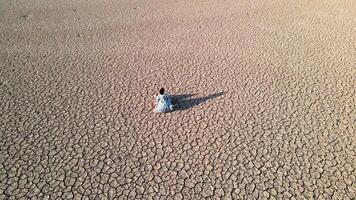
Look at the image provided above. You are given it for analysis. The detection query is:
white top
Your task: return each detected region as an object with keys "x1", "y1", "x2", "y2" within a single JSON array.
[{"x1": 155, "y1": 94, "x2": 173, "y2": 113}]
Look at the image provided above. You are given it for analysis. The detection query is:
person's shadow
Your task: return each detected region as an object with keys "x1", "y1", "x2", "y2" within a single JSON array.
[{"x1": 171, "y1": 92, "x2": 224, "y2": 111}]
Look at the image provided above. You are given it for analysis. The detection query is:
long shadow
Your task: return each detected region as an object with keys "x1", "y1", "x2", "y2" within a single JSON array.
[
  {"x1": 170, "y1": 93, "x2": 196, "y2": 104},
  {"x1": 172, "y1": 92, "x2": 224, "y2": 111}
]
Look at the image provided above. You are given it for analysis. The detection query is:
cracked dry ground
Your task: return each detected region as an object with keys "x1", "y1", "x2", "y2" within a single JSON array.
[{"x1": 0, "y1": 0, "x2": 355, "y2": 199}]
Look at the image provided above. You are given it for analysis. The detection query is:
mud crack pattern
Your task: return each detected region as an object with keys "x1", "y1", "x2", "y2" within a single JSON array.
[{"x1": 0, "y1": 0, "x2": 355, "y2": 199}]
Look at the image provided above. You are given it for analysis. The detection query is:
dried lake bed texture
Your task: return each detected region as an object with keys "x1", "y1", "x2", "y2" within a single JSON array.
[{"x1": 0, "y1": 0, "x2": 355, "y2": 199}]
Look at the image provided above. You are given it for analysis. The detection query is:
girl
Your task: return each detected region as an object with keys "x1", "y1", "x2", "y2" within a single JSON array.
[{"x1": 155, "y1": 88, "x2": 174, "y2": 113}]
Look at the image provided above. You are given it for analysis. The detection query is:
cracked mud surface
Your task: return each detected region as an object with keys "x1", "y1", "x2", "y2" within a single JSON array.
[{"x1": 1, "y1": 0, "x2": 355, "y2": 199}]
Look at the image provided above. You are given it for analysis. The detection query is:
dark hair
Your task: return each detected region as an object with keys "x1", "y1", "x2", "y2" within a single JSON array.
[{"x1": 159, "y1": 88, "x2": 165, "y2": 95}]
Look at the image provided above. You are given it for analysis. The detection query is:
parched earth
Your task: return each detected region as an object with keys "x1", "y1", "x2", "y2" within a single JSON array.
[{"x1": 0, "y1": 0, "x2": 355, "y2": 199}]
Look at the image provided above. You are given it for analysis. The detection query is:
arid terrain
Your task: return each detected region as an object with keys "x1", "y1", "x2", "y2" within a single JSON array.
[{"x1": 1, "y1": 0, "x2": 355, "y2": 199}]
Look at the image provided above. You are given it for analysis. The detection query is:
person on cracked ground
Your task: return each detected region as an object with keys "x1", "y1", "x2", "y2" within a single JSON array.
[{"x1": 155, "y1": 88, "x2": 174, "y2": 113}]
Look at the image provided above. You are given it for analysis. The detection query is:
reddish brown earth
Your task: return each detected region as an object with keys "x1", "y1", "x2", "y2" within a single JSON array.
[{"x1": 0, "y1": 0, "x2": 355, "y2": 199}]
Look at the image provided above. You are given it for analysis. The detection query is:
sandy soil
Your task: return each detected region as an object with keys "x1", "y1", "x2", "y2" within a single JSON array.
[{"x1": 1, "y1": 0, "x2": 355, "y2": 199}]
